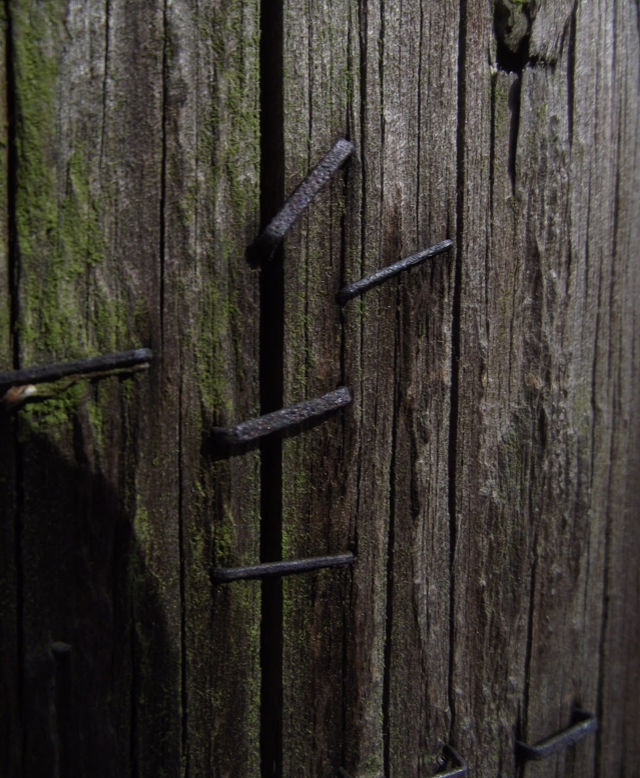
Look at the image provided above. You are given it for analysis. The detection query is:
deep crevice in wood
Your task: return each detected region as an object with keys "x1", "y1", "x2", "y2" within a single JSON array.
[
  {"x1": 130, "y1": 611, "x2": 138, "y2": 775},
  {"x1": 567, "y1": 2, "x2": 578, "y2": 144},
  {"x1": 448, "y1": 0, "x2": 467, "y2": 745},
  {"x1": 258, "y1": 2, "x2": 284, "y2": 776},
  {"x1": 507, "y1": 75, "x2": 522, "y2": 195},
  {"x1": 382, "y1": 285, "x2": 401, "y2": 776},
  {"x1": 517, "y1": 534, "x2": 539, "y2": 778},
  {"x1": 594, "y1": 319, "x2": 619, "y2": 778},
  {"x1": 159, "y1": 0, "x2": 169, "y2": 350},
  {"x1": 99, "y1": 0, "x2": 111, "y2": 166},
  {"x1": 489, "y1": 72, "x2": 497, "y2": 224},
  {"x1": 5, "y1": 0, "x2": 18, "y2": 370},
  {"x1": 494, "y1": 0, "x2": 533, "y2": 74},
  {"x1": 3, "y1": 6, "x2": 25, "y2": 773}
]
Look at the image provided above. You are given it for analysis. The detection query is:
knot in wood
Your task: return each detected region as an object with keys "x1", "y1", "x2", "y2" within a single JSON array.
[{"x1": 495, "y1": 0, "x2": 539, "y2": 55}]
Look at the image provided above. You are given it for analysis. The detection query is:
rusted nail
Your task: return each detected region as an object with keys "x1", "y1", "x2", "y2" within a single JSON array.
[
  {"x1": 516, "y1": 710, "x2": 597, "y2": 762},
  {"x1": 212, "y1": 552, "x2": 354, "y2": 583},
  {"x1": 247, "y1": 138, "x2": 354, "y2": 264},
  {"x1": 337, "y1": 239, "x2": 453, "y2": 303},
  {"x1": 0, "y1": 348, "x2": 153, "y2": 388},
  {"x1": 211, "y1": 386, "x2": 352, "y2": 452}
]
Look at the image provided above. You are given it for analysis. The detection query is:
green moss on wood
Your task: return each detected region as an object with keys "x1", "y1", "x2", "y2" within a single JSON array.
[
  {"x1": 12, "y1": 3, "x2": 119, "y2": 361},
  {"x1": 20, "y1": 380, "x2": 85, "y2": 440}
]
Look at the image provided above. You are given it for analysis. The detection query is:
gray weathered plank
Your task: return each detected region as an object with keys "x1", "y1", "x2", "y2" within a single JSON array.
[
  {"x1": 10, "y1": 1, "x2": 179, "y2": 774},
  {"x1": 448, "y1": 1, "x2": 533, "y2": 774},
  {"x1": 583, "y1": 0, "x2": 640, "y2": 775},
  {"x1": 279, "y1": 2, "x2": 354, "y2": 775},
  {"x1": 163, "y1": 0, "x2": 262, "y2": 774},
  {"x1": 452, "y1": 2, "x2": 640, "y2": 778},
  {"x1": 2, "y1": 2, "x2": 639, "y2": 776},
  {"x1": 380, "y1": 1, "x2": 458, "y2": 775},
  {"x1": 280, "y1": 2, "x2": 459, "y2": 776}
]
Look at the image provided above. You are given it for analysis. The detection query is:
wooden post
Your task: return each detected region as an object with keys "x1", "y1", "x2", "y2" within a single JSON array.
[{"x1": 0, "y1": 1, "x2": 638, "y2": 776}]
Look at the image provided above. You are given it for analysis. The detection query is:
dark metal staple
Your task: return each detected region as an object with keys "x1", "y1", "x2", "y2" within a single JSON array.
[
  {"x1": 247, "y1": 138, "x2": 354, "y2": 264},
  {"x1": 438, "y1": 745, "x2": 468, "y2": 777},
  {"x1": 0, "y1": 348, "x2": 153, "y2": 387},
  {"x1": 515, "y1": 711, "x2": 597, "y2": 762},
  {"x1": 337, "y1": 744, "x2": 466, "y2": 777},
  {"x1": 212, "y1": 552, "x2": 354, "y2": 583},
  {"x1": 337, "y1": 239, "x2": 453, "y2": 303},
  {"x1": 211, "y1": 386, "x2": 352, "y2": 449}
]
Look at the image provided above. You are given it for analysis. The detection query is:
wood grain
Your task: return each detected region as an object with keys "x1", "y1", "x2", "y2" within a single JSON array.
[
  {"x1": 164, "y1": 0, "x2": 261, "y2": 774},
  {"x1": 279, "y1": 2, "x2": 353, "y2": 775},
  {"x1": 3, "y1": 0, "x2": 260, "y2": 775},
  {"x1": 9, "y1": 1, "x2": 179, "y2": 775},
  {"x1": 1, "y1": 1, "x2": 639, "y2": 776},
  {"x1": 452, "y1": 2, "x2": 640, "y2": 777},
  {"x1": 381, "y1": 1, "x2": 458, "y2": 774}
]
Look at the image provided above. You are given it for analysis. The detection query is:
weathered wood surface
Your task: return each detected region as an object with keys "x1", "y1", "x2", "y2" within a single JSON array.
[
  {"x1": 452, "y1": 2, "x2": 640, "y2": 777},
  {"x1": 279, "y1": 3, "x2": 354, "y2": 776},
  {"x1": 1, "y1": 0, "x2": 260, "y2": 776},
  {"x1": 0, "y1": 1, "x2": 638, "y2": 777},
  {"x1": 277, "y1": 5, "x2": 459, "y2": 777}
]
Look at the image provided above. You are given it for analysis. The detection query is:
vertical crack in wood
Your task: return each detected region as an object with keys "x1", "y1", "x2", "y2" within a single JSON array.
[
  {"x1": 358, "y1": 2, "x2": 367, "y2": 288},
  {"x1": 5, "y1": 0, "x2": 17, "y2": 368},
  {"x1": 595, "y1": 33, "x2": 623, "y2": 761},
  {"x1": 99, "y1": 0, "x2": 111, "y2": 166},
  {"x1": 159, "y1": 1, "x2": 188, "y2": 767},
  {"x1": 382, "y1": 286, "x2": 401, "y2": 776},
  {"x1": 3, "y1": 5, "x2": 24, "y2": 773},
  {"x1": 567, "y1": 3, "x2": 577, "y2": 144},
  {"x1": 159, "y1": 0, "x2": 169, "y2": 350},
  {"x1": 507, "y1": 75, "x2": 521, "y2": 196},
  {"x1": 448, "y1": 0, "x2": 467, "y2": 746},
  {"x1": 130, "y1": 611, "x2": 138, "y2": 774},
  {"x1": 178, "y1": 375, "x2": 188, "y2": 775},
  {"x1": 489, "y1": 73, "x2": 497, "y2": 227},
  {"x1": 258, "y1": 2, "x2": 284, "y2": 776},
  {"x1": 415, "y1": 1, "x2": 424, "y2": 240},
  {"x1": 595, "y1": 429, "x2": 616, "y2": 776},
  {"x1": 517, "y1": 534, "x2": 538, "y2": 778}
]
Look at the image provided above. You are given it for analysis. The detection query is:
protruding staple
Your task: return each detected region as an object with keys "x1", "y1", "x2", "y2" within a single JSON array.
[
  {"x1": 212, "y1": 552, "x2": 354, "y2": 583},
  {"x1": 211, "y1": 386, "x2": 352, "y2": 451},
  {"x1": 437, "y1": 745, "x2": 468, "y2": 777},
  {"x1": 0, "y1": 348, "x2": 153, "y2": 388},
  {"x1": 516, "y1": 710, "x2": 597, "y2": 762},
  {"x1": 337, "y1": 239, "x2": 453, "y2": 303},
  {"x1": 247, "y1": 138, "x2": 354, "y2": 264},
  {"x1": 338, "y1": 745, "x2": 466, "y2": 778}
]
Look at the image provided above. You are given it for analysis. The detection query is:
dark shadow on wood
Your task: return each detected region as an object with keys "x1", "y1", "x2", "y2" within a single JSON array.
[{"x1": 0, "y1": 413, "x2": 177, "y2": 777}]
